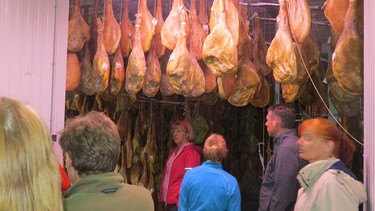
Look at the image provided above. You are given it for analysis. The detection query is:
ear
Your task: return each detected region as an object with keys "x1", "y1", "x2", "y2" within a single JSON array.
[
  {"x1": 327, "y1": 141, "x2": 335, "y2": 152},
  {"x1": 64, "y1": 152, "x2": 72, "y2": 168}
]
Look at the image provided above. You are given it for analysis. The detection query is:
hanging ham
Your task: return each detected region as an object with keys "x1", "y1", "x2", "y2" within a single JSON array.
[
  {"x1": 109, "y1": 47, "x2": 125, "y2": 96},
  {"x1": 80, "y1": 45, "x2": 96, "y2": 95},
  {"x1": 266, "y1": 0, "x2": 297, "y2": 83},
  {"x1": 103, "y1": 0, "x2": 121, "y2": 55},
  {"x1": 161, "y1": 0, "x2": 184, "y2": 50},
  {"x1": 250, "y1": 77, "x2": 270, "y2": 108},
  {"x1": 183, "y1": 55, "x2": 205, "y2": 98},
  {"x1": 125, "y1": 14, "x2": 146, "y2": 96},
  {"x1": 138, "y1": 0, "x2": 157, "y2": 52},
  {"x1": 325, "y1": 64, "x2": 360, "y2": 103},
  {"x1": 120, "y1": 0, "x2": 133, "y2": 58},
  {"x1": 331, "y1": 0, "x2": 363, "y2": 96},
  {"x1": 130, "y1": 111, "x2": 142, "y2": 185},
  {"x1": 228, "y1": 58, "x2": 260, "y2": 107},
  {"x1": 236, "y1": 0, "x2": 252, "y2": 59},
  {"x1": 281, "y1": 83, "x2": 303, "y2": 103},
  {"x1": 166, "y1": 9, "x2": 195, "y2": 95},
  {"x1": 199, "y1": 0, "x2": 210, "y2": 37},
  {"x1": 142, "y1": 40, "x2": 161, "y2": 97},
  {"x1": 292, "y1": 34, "x2": 320, "y2": 84},
  {"x1": 92, "y1": 17, "x2": 111, "y2": 94},
  {"x1": 202, "y1": 0, "x2": 238, "y2": 77},
  {"x1": 217, "y1": 74, "x2": 235, "y2": 100},
  {"x1": 66, "y1": 53, "x2": 81, "y2": 91},
  {"x1": 67, "y1": 0, "x2": 90, "y2": 52},
  {"x1": 323, "y1": 0, "x2": 363, "y2": 35},
  {"x1": 159, "y1": 50, "x2": 175, "y2": 96},
  {"x1": 209, "y1": 0, "x2": 239, "y2": 45},
  {"x1": 88, "y1": 0, "x2": 99, "y2": 60},
  {"x1": 188, "y1": 0, "x2": 206, "y2": 60},
  {"x1": 287, "y1": 0, "x2": 311, "y2": 43},
  {"x1": 200, "y1": 60, "x2": 217, "y2": 94},
  {"x1": 153, "y1": 0, "x2": 166, "y2": 57},
  {"x1": 252, "y1": 11, "x2": 271, "y2": 76}
]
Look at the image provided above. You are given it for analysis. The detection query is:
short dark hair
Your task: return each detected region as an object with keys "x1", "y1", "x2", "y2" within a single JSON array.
[
  {"x1": 267, "y1": 104, "x2": 296, "y2": 128},
  {"x1": 59, "y1": 111, "x2": 121, "y2": 176}
]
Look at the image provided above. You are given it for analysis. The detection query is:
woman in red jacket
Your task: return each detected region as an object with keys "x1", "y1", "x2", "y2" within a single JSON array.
[{"x1": 160, "y1": 120, "x2": 202, "y2": 211}]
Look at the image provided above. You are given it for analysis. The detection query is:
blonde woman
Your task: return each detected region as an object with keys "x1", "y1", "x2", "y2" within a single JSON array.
[
  {"x1": 0, "y1": 97, "x2": 63, "y2": 211},
  {"x1": 179, "y1": 133, "x2": 241, "y2": 211}
]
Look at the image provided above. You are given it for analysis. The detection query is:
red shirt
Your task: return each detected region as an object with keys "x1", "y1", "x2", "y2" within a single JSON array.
[{"x1": 59, "y1": 163, "x2": 71, "y2": 192}]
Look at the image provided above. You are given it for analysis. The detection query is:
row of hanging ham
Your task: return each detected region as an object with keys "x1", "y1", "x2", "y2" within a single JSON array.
[
  {"x1": 65, "y1": 0, "x2": 364, "y2": 113},
  {"x1": 65, "y1": 0, "x2": 274, "y2": 108}
]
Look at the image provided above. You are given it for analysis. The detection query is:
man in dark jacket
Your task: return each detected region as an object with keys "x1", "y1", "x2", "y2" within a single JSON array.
[{"x1": 258, "y1": 104, "x2": 307, "y2": 211}]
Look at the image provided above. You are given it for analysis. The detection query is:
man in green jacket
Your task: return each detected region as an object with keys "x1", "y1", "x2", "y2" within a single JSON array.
[{"x1": 59, "y1": 111, "x2": 154, "y2": 211}]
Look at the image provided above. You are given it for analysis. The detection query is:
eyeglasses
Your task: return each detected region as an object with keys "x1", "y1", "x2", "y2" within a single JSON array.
[{"x1": 171, "y1": 129, "x2": 188, "y2": 133}]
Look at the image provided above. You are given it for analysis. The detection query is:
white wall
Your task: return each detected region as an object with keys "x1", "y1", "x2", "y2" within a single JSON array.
[
  {"x1": 364, "y1": 0, "x2": 375, "y2": 210},
  {"x1": 0, "y1": 0, "x2": 69, "y2": 163}
]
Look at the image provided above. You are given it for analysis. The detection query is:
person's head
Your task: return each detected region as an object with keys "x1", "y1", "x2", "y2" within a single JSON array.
[
  {"x1": 203, "y1": 133, "x2": 228, "y2": 163},
  {"x1": 0, "y1": 97, "x2": 62, "y2": 211},
  {"x1": 59, "y1": 111, "x2": 121, "y2": 184},
  {"x1": 297, "y1": 118, "x2": 356, "y2": 166},
  {"x1": 171, "y1": 120, "x2": 194, "y2": 146},
  {"x1": 265, "y1": 103, "x2": 296, "y2": 138}
]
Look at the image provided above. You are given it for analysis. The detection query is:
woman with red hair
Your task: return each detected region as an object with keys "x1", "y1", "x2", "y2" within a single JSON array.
[{"x1": 294, "y1": 118, "x2": 367, "y2": 210}]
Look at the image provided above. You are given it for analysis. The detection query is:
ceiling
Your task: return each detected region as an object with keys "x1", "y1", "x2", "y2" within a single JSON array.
[{"x1": 72, "y1": 0, "x2": 332, "y2": 59}]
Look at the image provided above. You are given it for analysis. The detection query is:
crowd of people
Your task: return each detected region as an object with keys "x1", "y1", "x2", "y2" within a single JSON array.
[{"x1": 0, "y1": 96, "x2": 367, "y2": 210}]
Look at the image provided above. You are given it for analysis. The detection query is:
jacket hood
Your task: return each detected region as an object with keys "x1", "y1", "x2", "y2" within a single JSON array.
[
  {"x1": 297, "y1": 157, "x2": 367, "y2": 204},
  {"x1": 326, "y1": 168, "x2": 367, "y2": 203}
]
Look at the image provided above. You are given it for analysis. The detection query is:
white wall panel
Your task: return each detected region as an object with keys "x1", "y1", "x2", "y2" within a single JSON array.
[
  {"x1": 0, "y1": 0, "x2": 69, "y2": 162},
  {"x1": 364, "y1": 0, "x2": 375, "y2": 209}
]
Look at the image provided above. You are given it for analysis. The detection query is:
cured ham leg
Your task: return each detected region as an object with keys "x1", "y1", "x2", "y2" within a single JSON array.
[
  {"x1": 120, "y1": 0, "x2": 133, "y2": 58},
  {"x1": 199, "y1": 0, "x2": 210, "y2": 37},
  {"x1": 188, "y1": 0, "x2": 206, "y2": 60},
  {"x1": 250, "y1": 77, "x2": 270, "y2": 108},
  {"x1": 66, "y1": 53, "x2": 81, "y2": 91},
  {"x1": 287, "y1": 0, "x2": 311, "y2": 43},
  {"x1": 103, "y1": 0, "x2": 121, "y2": 55},
  {"x1": 109, "y1": 47, "x2": 125, "y2": 95},
  {"x1": 228, "y1": 58, "x2": 260, "y2": 107},
  {"x1": 89, "y1": 0, "x2": 100, "y2": 60},
  {"x1": 323, "y1": 0, "x2": 364, "y2": 35},
  {"x1": 142, "y1": 40, "x2": 161, "y2": 97},
  {"x1": 138, "y1": 0, "x2": 156, "y2": 52},
  {"x1": 160, "y1": 50, "x2": 175, "y2": 96},
  {"x1": 200, "y1": 60, "x2": 217, "y2": 93},
  {"x1": 80, "y1": 45, "x2": 95, "y2": 95},
  {"x1": 161, "y1": 0, "x2": 184, "y2": 50},
  {"x1": 153, "y1": 0, "x2": 166, "y2": 57},
  {"x1": 202, "y1": 0, "x2": 238, "y2": 77},
  {"x1": 252, "y1": 11, "x2": 271, "y2": 76},
  {"x1": 166, "y1": 9, "x2": 195, "y2": 95},
  {"x1": 92, "y1": 18, "x2": 111, "y2": 94},
  {"x1": 217, "y1": 74, "x2": 235, "y2": 100},
  {"x1": 67, "y1": 0, "x2": 90, "y2": 52},
  {"x1": 331, "y1": 0, "x2": 363, "y2": 96},
  {"x1": 125, "y1": 14, "x2": 146, "y2": 96},
  {"x1": 266, "y1": 0, "x2": 297, "y2": 83}
]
